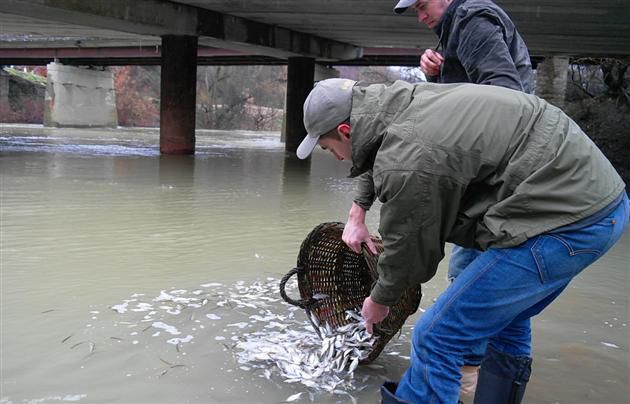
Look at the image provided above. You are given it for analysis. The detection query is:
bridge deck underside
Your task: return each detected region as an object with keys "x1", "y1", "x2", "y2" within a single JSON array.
[{"x1": 1, "y1": 0, "x2": 629, "y2": 64}]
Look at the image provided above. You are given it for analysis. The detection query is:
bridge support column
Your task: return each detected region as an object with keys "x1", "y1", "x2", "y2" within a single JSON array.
[
  {"x1": 43, "y1": 63, "x2": 117, "y2": 127},
  {"x1": 160, "y1": 35, "x2": 197, "y2": 155},
  {"x1": 0, "y1": 70, "x2": 9, "y2": 106},
  {"x1": 284, "y1": 57, "x2": 315, "y2": 155},
  {"x1": 536, "y1": 55, "x2": 569, "y2": 108}
]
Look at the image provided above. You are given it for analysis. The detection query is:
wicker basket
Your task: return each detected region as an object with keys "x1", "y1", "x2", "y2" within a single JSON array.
[{"x1": 279, "y1": 222, "x2": 422, "y2": 363}]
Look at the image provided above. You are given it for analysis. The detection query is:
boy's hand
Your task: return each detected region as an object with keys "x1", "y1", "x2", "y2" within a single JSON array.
[
  {"x1": 361, "y1": 296, "x2": 390, "y2": 334},
  {"x1": 343, "y1": 202, "x2": 378, "y2": 254},
  {"x1": 420, "y1": 49, "x2": 444, "y2": 77}
]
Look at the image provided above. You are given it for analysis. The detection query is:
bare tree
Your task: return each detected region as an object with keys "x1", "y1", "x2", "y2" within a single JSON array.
[
  {"x1": 196, "y1": 65, "x2": 286, "y2": 130},
  {"x1": 570, "y1": 58, "x2": 630, "y2": 105}
]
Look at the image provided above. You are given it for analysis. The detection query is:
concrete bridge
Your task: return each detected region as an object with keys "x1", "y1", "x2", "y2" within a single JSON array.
[{"x1": 1, "y1": 0, "x2": 629, "y2": 155}]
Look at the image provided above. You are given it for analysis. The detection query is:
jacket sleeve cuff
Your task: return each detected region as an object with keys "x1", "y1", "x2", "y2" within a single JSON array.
[
  {"x1": 354, "y1": 172, "x2": 376, "y2": 210},
  {"x1": 370, "y1": 280, "x2": 402, "y2": 307},
  {"x1": 353, "y1": 197, "x2": 373, "y2": 211}
]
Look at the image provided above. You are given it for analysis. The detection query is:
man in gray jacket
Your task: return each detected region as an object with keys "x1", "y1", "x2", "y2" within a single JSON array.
[
  {"x1": 296, "y1": 78, "x2": 628, "y2": 404},
  {"x1": 344, "y1": 2, "x2": 534, "y2": 393}
]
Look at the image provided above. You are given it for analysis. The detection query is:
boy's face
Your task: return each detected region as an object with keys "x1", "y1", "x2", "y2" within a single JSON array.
[
  {"x1": 318, "y1": 131, "x2": 352, "y2": 161},
  {"x1": 413, "y1": 0, "x2": 452, "y2": 29}
]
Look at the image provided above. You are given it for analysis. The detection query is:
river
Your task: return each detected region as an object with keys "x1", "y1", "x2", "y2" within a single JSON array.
[{"x1": 1, "y1": 125, "x2": 628, "y2": 403}]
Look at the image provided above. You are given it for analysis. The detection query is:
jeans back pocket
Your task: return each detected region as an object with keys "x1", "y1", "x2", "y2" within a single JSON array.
[{"x1": 531, "y1": 232, "x2": 604, "y2": 284}]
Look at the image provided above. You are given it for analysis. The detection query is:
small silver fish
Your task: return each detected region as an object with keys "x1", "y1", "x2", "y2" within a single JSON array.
[{"x1": 285, "y1": 392, "x2": 303, "y2": 402}]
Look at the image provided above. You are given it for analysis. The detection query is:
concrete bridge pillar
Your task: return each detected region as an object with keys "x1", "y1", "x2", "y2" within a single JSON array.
[
  {"x1": 0, "y1": 70, "x2": 9, "y2": 106},
  {"x1": 536, "y1": 55, "x2": 570, "y2": 108},
  {"x1": 44, "y1": 63, "x2": 117, "y2": 127},
  {"x1": 284, "y1": 57, "x2": 315, "y2": 155},
  {"x1": 160, "y1": 35, "x2": 198, "y2": 155}
]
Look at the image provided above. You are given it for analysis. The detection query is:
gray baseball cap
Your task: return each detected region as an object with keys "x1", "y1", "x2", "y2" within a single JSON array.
[
  {"x1": 394, "y1": 0, "x2": 417, "y2": 14},
  {"x1": 296, "y1": 78, "x2": 356, "y2": 160}
]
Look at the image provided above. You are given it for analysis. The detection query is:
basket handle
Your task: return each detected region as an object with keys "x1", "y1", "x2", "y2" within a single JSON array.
[
  {"x1": 279, "y1": 267, "x2": 314, "y2": 309},
  {"x1": 362, "y1": 244, "x2": 378, "y2": 275}
]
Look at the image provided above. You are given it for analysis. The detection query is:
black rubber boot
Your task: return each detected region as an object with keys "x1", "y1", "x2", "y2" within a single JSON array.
[
  {"x1": 380, "y1": 382, "x2": 413, "y2": 404},
  {"x1": 473, "y1": 345, "x2": 533, "y2": 404}
]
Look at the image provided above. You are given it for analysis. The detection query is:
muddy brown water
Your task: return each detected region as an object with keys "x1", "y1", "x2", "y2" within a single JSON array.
[{"x1": 1, "y1": 125, "x2": 628, "y2": 403}]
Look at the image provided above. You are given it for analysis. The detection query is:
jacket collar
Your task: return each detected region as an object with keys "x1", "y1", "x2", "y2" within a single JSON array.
[
  {"x1": 433, "y1": 0, "x2": 466, "y2": 45},
  {"x1": 348, "y1": 81, "x2": 417, "y2": 178}
]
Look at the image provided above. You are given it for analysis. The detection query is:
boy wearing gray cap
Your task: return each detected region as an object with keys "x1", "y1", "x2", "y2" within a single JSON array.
[{"x1": 296, "y1": 78, "x2": 628, "y2": 404}]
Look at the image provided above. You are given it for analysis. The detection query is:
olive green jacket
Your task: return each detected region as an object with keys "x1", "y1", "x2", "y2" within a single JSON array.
[{"x1": 350, "y1": 81, "x2": 625, "y2": 306}]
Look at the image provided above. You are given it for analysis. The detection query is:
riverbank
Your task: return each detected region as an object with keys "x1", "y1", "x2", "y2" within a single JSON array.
[{"x1": 565, "y1": 97, "x2": 630, "y2": 189}]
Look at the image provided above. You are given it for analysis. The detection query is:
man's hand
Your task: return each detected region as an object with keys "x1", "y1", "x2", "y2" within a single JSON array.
[
  {"x1": 343, "y1": 202, "x2": 378, "y2": 254},
  {"x1": 361, "y1": 296, "x2": 390, "y2": 334},
  {"x1": 420, "y1": 49, "x2": 444, "y2": 77}
]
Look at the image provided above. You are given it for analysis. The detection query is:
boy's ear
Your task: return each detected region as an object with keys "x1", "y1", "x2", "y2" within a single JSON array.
[{"x1": 337, "y1": 123, "x2": 352, "y2": 139}]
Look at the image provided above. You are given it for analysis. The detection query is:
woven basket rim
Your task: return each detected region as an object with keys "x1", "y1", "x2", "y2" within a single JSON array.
[{"x1": 280, "y1": 222, "x2": 422, "y2": 363}]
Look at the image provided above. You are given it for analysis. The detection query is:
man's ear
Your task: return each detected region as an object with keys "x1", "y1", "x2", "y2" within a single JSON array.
[{"x1": 337, "y1": 123, "x2": 352, "y2": 140}]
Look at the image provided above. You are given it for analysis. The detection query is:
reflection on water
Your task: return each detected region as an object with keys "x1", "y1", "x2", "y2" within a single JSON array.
[{"x1": 1, "y1": 125, "x2": 628, "y2": 403}]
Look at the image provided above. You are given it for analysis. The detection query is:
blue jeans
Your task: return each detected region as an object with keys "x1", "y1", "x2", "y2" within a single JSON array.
[
  {"x1": 396, "y1": 193, "x2": 629, "y2": 403},
  {"x1": 448, "y1": 246, "x2": 485, "y2": 366},
  {"x1": 448, "y1": 246, "x2": 481, "y2": 281}
]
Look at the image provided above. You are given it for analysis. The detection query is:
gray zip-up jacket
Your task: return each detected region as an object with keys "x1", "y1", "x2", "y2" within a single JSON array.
[
  {"x1": 349, "y1": 81, "x2": 625, "y2": 306},
  {"x1": 430, "y1": 0, "x2": 534, "y2": 93}
]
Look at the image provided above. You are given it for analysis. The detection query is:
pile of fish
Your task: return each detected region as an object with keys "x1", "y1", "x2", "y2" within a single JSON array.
[
  {"x1": 102, "y1": 278, "x2": 405, "y2": 399},
  {"x1": 234, "y1": 309, "x2": 378, "y2": 393}
]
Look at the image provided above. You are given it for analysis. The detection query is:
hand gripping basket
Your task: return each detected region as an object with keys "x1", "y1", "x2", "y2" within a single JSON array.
[{"x1": 279, "y1": 222, "x2": 422, "y2": 364}]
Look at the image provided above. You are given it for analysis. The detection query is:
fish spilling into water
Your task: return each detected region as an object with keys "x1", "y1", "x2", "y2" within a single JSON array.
[
  {"x1": 101, "y1": 278, "x2": 403, "y2": 399},
  {"x1": 234, "y1": 309, "x2": 378, "y2": 393}
]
